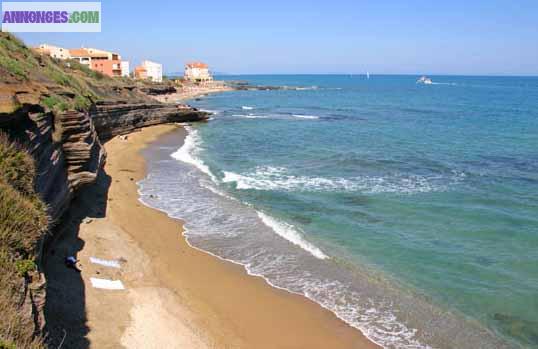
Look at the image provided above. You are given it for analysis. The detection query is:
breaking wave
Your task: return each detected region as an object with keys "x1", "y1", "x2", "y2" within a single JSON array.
[{"x1": 222, "y1": 166, "x2": 463, "y2": 194}]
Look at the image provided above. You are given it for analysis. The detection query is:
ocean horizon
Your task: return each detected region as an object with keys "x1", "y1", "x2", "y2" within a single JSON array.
[{"x1": 139, "y1": 74, "x2": 538, "y2": 348}]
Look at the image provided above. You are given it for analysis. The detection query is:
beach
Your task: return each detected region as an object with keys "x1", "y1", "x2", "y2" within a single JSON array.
[
  {"x1": 150, "y1": 83, "x2": 234, "y2": 104},
  {"x1": 44, "y1": 124, "x2": 379, "y2": 348}
]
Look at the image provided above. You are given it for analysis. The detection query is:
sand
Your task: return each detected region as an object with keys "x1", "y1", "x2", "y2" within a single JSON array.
[
  {"x1": 44, "y1": 124, "x2": 380, "y2": 348},
  {"x1": 150, "y1": 84, "x2": 234, "y2": 103}
]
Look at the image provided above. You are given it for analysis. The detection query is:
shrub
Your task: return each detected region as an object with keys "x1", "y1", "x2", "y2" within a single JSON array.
[
  {"x1": 15, "y1": 259, "x2": 36, "y2": 276},
  {"x1": 74, "y1": 95, "x2": 91, "y2": 111},
  {"x1": 0, "y1": 133, "x2": 47, "y2": 349},
  {"x1": 41, "y1": 95, "x2": 68, "y2": 112},
  {"x1": 0, "y1": 134, "x2": 35, "y2": 195},
  {"x1": 0, "y1": 55, "x2": 26, "y2": 79},
  {"x1": 0, "y1": 339, "x2": 17, "y2": 349}
]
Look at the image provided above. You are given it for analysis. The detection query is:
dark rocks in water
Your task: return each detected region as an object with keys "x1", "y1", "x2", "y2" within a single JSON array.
[
  {"x1": 493, "y1": 313, "x2": 538, "y2": 346},
  {"x1": 291, "y1": 215, "x2": 313, "y2": 225}
]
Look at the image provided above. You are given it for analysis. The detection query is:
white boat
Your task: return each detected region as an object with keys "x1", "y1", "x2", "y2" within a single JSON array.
[
  {"x1": 417, "y1": 76, "x2": 433, "y2": 84},
  {"x1": 366, "y1": 71, "x2": 370, "y2": 79}
]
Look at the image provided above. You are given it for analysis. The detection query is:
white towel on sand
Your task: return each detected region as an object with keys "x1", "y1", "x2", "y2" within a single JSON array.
[
  {"x1": 89, "y1": 257, "x2": 121, "y2": 269},
  {"x1": 90, "y1": 277, "x2": 125, "y2": 290}
]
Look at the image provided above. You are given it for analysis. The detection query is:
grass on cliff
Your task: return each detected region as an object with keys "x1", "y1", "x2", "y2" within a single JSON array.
[
  {"x1": 0, "y1": 133, "x2": 47, "y2": 349},
  {"x1": 0, "y1": 32, "x2": 146, "y2": 116}
]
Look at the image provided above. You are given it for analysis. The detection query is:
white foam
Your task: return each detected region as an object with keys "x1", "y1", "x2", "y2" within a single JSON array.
[
  {"x1": 295, "y1": 86, "x2": 318, "y2": 90},
  {"x1": 292, "y1": 114, "x2": 319, "y2": 119},
  {"x1": 222, "y1": 166, "x2": 460, "y2": 194},
  {"x1": 242, "y1": 106, "x2": 254, "y2": 110},
  {"x1": 200, "y1": 109, "x2": 220, "y2": 114},
  {"x1": 257, "y1": 211, "x2": 328, "y2": 260},
  {"x1": 244, "y1": 114, "x2": 267, "y2": 119},
  {"x1": 170, "y1": 126, "x2": 217, "y2": 182}
]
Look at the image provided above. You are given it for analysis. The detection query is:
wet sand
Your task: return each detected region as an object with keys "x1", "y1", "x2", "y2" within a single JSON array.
[{"x1": 46, "y1": 124, "x2": 380, "y2": 348}]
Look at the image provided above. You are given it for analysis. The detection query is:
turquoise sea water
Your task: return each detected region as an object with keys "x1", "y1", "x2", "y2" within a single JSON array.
[{"x1": 139, "y1": 75, "x2": 538, "y2": 348}]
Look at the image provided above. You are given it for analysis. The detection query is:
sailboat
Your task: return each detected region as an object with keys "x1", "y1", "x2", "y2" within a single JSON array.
[{"x1": 366, "y1": 71, "x2": 370, "y2": 79}]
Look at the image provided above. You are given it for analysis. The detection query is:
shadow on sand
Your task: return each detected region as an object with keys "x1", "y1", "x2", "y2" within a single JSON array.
[{"x1": 43, "y1": 169, "x2": 111, "y2": 348}]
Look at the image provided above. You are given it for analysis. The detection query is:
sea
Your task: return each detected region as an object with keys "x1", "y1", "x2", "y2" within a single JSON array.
[{"x1": 138, "y1": 75, "x2": 538, "y2": 348}]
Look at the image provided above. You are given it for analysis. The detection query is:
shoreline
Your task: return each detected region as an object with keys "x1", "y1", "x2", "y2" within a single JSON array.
[
  {"x1": 150, "y1": 83, "x2": 234, "y2": 104},
  {"x1": 45, "y1": 124, "x2": 379, "y2": 348}
]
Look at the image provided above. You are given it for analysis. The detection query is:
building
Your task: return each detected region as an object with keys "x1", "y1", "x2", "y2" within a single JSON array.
[
  {"x1": 184, "y1": 62, "x2": 212, "y2": 83},
  {"x1": 141, "y1": 60, "x2": 163, "y2": 82},
  {"x1": 120, "y1": 61, "x2": 130, "y2": 77},
  {"x1": 68, "y1": 48, "x2": 124, "y2": 77},
  {"x1": 90, "y1": 59, "x2": 122, "y2": 77},
  {"x1": 134, "y1": 66, "x2": 147, "y2": 80},
  {"x1": 36, "y1": 43, "x2": 131, "y2": 78},
  {"x1": 35, "y1": 44, "x2": 71, "y2": 60},
  {"x1": 68, "y1": 48, "x2": 120, "y2": 66}
]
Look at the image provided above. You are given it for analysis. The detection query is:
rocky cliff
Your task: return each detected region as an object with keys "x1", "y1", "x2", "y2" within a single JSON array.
[
  {"x1": 91, "y1": 101, "x2": 208, "y2": 140},
  {"x1": 0, "y1": 32, "x2": 211, "y2": 347},
  {"x1": 0, "y1": 100, "x2": 208, "y2": 347},
  {"x1": 1, "y1": 101, "x2": 208, "y2": 222}
]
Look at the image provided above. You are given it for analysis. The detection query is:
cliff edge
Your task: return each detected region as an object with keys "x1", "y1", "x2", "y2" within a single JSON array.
[{"x1": 0, "y1": 33, "x2": 208, "y2": 348}]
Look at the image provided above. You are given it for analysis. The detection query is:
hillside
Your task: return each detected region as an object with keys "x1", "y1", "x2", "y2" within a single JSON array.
[{"x1": 0, "y1": 33, "x2": 208, "y2": 348}]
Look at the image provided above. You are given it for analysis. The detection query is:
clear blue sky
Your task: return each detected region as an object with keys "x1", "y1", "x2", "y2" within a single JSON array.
[{"x1": 16, "y1": 0, "x2": 538, "y2": 75}]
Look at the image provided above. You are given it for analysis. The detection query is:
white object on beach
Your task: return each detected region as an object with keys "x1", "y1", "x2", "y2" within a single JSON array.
[
  {"x1": 90, "y1": 277, "x2": 125, "y2": 290},
  {"x1": 89, "y1": 257, "x2": 121, "y2": 269}
]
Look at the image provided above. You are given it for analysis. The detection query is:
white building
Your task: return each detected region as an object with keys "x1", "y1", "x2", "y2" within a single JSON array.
[
  {"x1": 141, "y1": 60, "x2": 163, "y2": 82},
  {"x1": 184, "y1": 62, "x2": 212, "y2": 82},
  {"x1": 36, "y1": 44, "x2": 71, "y2": 60},
  {"x1": 120, "y1": 61, "x2": 130, "y2": 77}
]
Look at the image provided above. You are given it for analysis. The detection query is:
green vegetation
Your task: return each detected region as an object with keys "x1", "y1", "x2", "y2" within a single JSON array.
[
  {"x1": 41, "y1": 95, "x2": 69, "y2": 113},
  {"x1": 15, "y1": 259, "x2": 37, "y2": 277},
  {"x1": 0, "y1": 34, "x2": 38, "y2": 81},
  {"x1": 0, "y1": 55, "x2": 26, "y2": 79},
  {"x1": 0, "y1": 340, "x2": 17, "y2": 349},
  {"x1": 0, "y1": 32, "x2": 142, "y2": 118},
  {"x1": 0, "y1": 134, "x2": 47, "y2": 349}
]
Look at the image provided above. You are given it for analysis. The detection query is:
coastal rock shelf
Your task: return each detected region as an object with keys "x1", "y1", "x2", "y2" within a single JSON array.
[{"x1": 91, "y1": 101, "x2": 209, "y2": 140}]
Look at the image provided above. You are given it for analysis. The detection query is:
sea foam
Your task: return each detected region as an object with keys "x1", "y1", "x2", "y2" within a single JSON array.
[
  {"x1": 222, "y1": 166, "x2": 458, "y2": 194},
  {"x1": 171, "y1": 126, "x2": 217, "y2": 182},
  {"x1": 257, "y1": 211, "x2": 328, "y2": 259}
]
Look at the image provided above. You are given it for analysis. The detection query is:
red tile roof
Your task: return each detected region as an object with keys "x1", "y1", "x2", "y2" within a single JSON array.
[{"x1": 186, "y1": 62, "x2": 208, "y2": 69}]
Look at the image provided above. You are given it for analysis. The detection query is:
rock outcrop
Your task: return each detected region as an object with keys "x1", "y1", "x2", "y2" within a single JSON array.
[
  {"x1": 59, "y1": 110, "x2": 106, "y2": 190},
  {"x1": 1, "y1": 101, "x2": 207, "y2": 220},
  {"x1": 91, "y1": 101, "x2": 209, "y2": 140}
]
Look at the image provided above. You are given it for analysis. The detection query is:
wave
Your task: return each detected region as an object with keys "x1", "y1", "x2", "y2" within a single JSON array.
[
  {"x1": 200, "y1": 108, "x2": 220, "y2": 114},
  {"x1": 222, "y1": 166, "x2": 461, "y2": 194},
  {"x1": 140, "y1": 127, "x2": 504, "y2": 349},
  {"x1": 295, "y1": 85, "x2": 319, "y2": 90},
  {"x1": 257, "y1": 211, "x2": 328, "y2": 259},
  {"x1": 242, "y1": 106, "x2": 254, "y2": 110},
  {"x1": 430, "y1": 82, "x2": 457, "y2": 86},
  {"x1": 292, "y1": 114, "x2": 319, "y2": 119},
  {"x1": 170, "y1": 126, "x2": 217, "y2": 181}
]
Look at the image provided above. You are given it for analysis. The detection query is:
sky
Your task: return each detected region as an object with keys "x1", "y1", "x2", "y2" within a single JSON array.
[{"x1": 14, "y1": 0, "x2": 538, "y2": 75}]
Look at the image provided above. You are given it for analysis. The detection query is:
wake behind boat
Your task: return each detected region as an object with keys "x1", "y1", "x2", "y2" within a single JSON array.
[{"x1": 417, "y1": 76, "x2": 433, "y2": 84}]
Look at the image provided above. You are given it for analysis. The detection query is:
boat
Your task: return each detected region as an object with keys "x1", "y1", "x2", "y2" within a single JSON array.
[
  {"x1": 417, "y1": 76, "x2": 433, "y2": 84},
  {"x1": 366, "y1": 71, "x2": 370, "y2": 79}
]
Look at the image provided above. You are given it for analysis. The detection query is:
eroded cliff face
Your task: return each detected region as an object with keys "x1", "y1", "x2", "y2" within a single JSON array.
[
  {"x1": 1, "y1": 101, "x2": 208, "y2": 220},
  {"x1": 0, "y1": 100, "x2": 208, "y2": 341},
  {"x1": 91, "y1": 101, "x2": 209, "y2": 140}
]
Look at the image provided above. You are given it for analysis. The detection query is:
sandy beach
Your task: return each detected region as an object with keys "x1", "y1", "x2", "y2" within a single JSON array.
[
  {"x1": 150, "y1": 84, "x2": 234, "y2": 104},
  {"x1": 44, "y1": 124, "x2": 379, "y2": 348}
]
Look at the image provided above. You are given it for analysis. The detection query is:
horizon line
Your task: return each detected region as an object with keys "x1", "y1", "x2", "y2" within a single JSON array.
[{"x1": 163, "y1": 72, "x2": 538, "y2": 78}]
